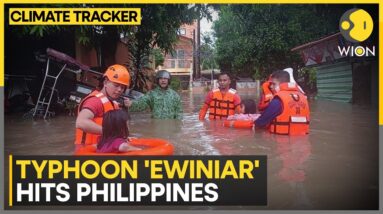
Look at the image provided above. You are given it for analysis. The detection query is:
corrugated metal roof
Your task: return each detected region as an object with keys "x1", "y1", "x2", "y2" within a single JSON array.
[
  {"x1": 316, "y1": 61, "x2": 352, "y2": 103},
  {"x1": 291, "y1": 32, "x2": 341, "y2": 52}
]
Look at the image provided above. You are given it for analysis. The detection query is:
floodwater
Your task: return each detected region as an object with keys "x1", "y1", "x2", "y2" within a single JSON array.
[{"x1": 4, "y1": 91, "x2": 379, "y2": 209}]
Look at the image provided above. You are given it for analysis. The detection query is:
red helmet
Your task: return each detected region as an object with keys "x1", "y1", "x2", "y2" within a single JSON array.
[{"x1": 103, "y1": 64, "x2": 131, "y2": 87}]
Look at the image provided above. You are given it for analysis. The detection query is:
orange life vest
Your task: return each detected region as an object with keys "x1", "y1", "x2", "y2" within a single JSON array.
[
  {"x1": 74, "y1": 90, "x2": 120, "y2": 145},
  {"x1": 269, "y1": 83, "x2": 310, "y2": 135},
  {"x1": 258, "y1": 81, "x2": 274, "y2": 112},
  {"x1": 208, "y1": 88, "x2": 237, "y2": 120}
]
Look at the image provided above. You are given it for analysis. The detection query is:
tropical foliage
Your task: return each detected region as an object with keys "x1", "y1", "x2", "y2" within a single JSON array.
[{"x1": 213, "y1": 5, "x2": 349, "y2": 80}]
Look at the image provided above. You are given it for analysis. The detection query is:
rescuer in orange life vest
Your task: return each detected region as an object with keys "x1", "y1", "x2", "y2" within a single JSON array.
[
  {"x1": 258, "y1": 74, "x2": 274, "y2": 112},
  {"x1": 254, "y1": 70, "x2": 310, "y2": 135},
  {"x1": 199, "y1": 72, "x2": 242, "y2": 120},
  {"x1": 258, "y1": 68, "x2": 306, "y2": 112},
  {"x1": 74, "y1": 64, "x2": 131, "y2": 149}
]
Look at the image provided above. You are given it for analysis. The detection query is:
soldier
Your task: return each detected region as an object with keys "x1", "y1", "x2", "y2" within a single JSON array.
[{"x1": 126, "y1": 70, "x2": 183, "y2": 119}]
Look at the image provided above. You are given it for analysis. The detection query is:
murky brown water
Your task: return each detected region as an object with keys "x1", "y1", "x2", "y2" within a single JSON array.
[{"x1": 4, "y1": 91, "x2": 379, "y2": 209}]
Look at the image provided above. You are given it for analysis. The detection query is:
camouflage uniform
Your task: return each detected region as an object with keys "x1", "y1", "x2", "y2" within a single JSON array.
[{"x1": 129, "y1": 87, "x2": 183, "y2": 119}]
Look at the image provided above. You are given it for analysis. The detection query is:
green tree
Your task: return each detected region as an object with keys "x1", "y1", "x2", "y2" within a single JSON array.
[
  {"x1": 200, "y1": 33, "x2": 217, "y2": 70},
  {"x1": 123, "y1": 4, "x2": 201, "y2": 91},
  {"x1": 213, "y1": 5, "x2": 347, "y2": 80},
  {"x1": 151, "y1": 48, "x2": 164, "y2": 68}
]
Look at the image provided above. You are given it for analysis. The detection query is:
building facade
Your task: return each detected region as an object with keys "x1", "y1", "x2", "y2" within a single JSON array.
[{"x1": 159, "y1": 22, "x2": 197, "y2": 89}]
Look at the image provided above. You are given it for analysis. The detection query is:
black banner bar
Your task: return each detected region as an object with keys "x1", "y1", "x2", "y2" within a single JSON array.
[{"x1": 9, "y1": 155, "x2": 267, "y2": 206}]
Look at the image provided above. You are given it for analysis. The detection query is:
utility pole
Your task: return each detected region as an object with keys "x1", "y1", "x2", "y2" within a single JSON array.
[
  {"x1": 192, "y1": 29, "x2": 196, "y2": 80},
  {"x1": 196, "y1": 18, "x2": 201, "y2": 79}
]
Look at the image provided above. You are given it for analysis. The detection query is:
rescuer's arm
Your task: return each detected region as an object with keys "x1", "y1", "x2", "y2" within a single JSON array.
[
  {"x1": 199, "y1": 104, "x2": 209, "y2": 121},
  {"x1": 233, "y1": 94, "x2": 242, "y2": 114},
  {"x1": 254, "y1": 98, "x2": 283, "y2": 128},
  {"x1": 128, "y1": 93, "x2": 151, "y2": 112},
  {"x1": 75, "y1": 109, "x2": 102, "y2": 134},
  {"x1": 199, "y1": 92, "x2": 213, "y2": 121}
]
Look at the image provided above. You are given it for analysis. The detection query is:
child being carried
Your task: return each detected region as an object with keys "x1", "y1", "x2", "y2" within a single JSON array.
[
  {"x1": 227, "y1": 99, "x2": 260, "y2": 121},
  {"x1": 97, "y1": 109, "x2": 142, "y2": 153}
]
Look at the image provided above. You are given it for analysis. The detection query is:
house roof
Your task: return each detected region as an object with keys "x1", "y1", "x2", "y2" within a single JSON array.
[{"x1": 291, "y1": 32, "x2": 341, "y2": 52}]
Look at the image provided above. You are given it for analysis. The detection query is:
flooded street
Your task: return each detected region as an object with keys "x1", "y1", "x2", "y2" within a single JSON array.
[{"x1": 4, "y1": 91, "x2": 379, "y2": 209}]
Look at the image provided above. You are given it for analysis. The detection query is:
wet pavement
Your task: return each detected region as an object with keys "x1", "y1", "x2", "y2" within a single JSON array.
[{"x1": 4, "y1": 91, "x2": 379, "y2": 209}]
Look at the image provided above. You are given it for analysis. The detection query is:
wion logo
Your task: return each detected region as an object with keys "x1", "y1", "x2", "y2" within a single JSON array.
[{"x1": 338, "y1": 8, "x2": 375, "y2": 57}]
